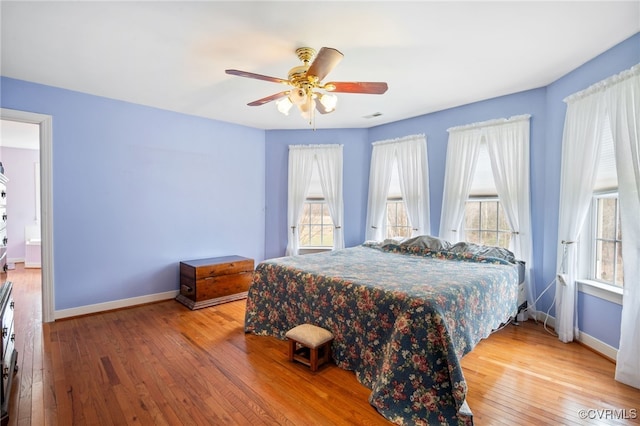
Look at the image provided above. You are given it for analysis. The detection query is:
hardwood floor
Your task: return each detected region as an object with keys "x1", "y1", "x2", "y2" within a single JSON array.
[{"x1": 6, "y1": 263, "x2": 640, "y2": 425}]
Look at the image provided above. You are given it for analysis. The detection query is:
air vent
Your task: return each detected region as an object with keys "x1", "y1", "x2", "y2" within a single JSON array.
[{"x1": 363, "y1": 112, "x2": 383, "y2": 119}]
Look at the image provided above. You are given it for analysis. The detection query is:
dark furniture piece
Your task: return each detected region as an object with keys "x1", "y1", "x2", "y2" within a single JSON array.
[
  {"x1": 0, "y1": 171, "x2": 16, "y2": 426},
  {"x1": 176, "y1": 255, "x2": 254, "y2": 310}
]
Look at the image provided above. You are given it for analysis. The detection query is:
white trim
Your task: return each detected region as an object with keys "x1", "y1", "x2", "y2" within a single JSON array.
[
  {"x1": 55, "y1": 290, "x2": 179, "y2": 320},
  {"x1": 577, "y1": 330, "x2": 618, "y2": 361},
  {"x1": 0, "y1": 108, "x2": 55, "y2": 323},
  {"x1": 577, "y1": 279, "x2": 623, "y2": 305},
  {"x1": 447, "y1": 114, "x2": 531, "y2": 133}
]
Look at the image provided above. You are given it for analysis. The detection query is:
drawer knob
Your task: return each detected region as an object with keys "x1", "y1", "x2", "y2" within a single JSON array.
[
  {"x1": 10, "y1": 333, "x2": 15, "y2": 342},
  {"x1": 180, "y1": 285, "x2": 193, "y2": 294},
  {"x1": 9, "y1": 301, "x2": 14, "y2": 310}
]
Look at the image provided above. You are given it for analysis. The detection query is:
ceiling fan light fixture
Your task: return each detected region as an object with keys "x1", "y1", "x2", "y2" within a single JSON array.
[
  {"x1": 276, "y1": 97, "x2": 293, "y2": 115},
  {"x1": 299, "y1": 98, "x2": 316, "y2": 120},
  {"x1": 319, "y1": 93, "x2": 337, "y2": 112}
]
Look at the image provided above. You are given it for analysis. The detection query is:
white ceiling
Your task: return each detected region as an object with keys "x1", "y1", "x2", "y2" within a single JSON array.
[{"x1": 1, "y1": 1, "x2": 638, "y2": 130}]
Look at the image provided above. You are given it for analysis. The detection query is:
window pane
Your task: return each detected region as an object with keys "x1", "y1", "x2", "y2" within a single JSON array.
[
  {"x1": 598, "y1": 198, "x2": 616, "y2": 240},
  {"x1": 466, "y1": 230, "x2": 479, "y2": 244},
  {"x1": 498, "y1": 232, "x2": 511, "y2": 249},
  {"x1": 616, "y1": 243, "x2": 624, "y2": 286},
  {"x1": 480, "y1": 231, "x2": 498, "y2": 247},
  {"x1": 309, "y1": 225, "x2": 322, "y2": 246},
  {"x1": 310, "y1": 203, "x2": 322, "y2": 223},
  {"x1": 481, "y1": 202, "x2": 498, "y2": 230},
  {"x1": 299, "y1": 224, "x2": 310, "y2": 246},
  {"x1": 387, "y1": 203, "x2": 397, "y2": 225},
  {"x1": 498, "y1": 206, "x2": 510, "y2": 231},
  {"x1": 465, "y1": 202, "x2": 480, "y2": 229},
  {"x1": 397, "y1": 203, "x2": 409, "y2": 227},
  {"x1": 301, "y1": 204, "x2": 311, "y2": 225},
  {"x1": 596, "y1": 240, "x2": 615, "y2": 283},
  {"x1": 323, "y1": 225, "x2": 334, "y2": 247}
]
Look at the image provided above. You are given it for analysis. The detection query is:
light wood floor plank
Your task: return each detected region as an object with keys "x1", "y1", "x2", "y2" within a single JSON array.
[{"x1": 4, "y1": 263, "x2": 640, "y2": 425}]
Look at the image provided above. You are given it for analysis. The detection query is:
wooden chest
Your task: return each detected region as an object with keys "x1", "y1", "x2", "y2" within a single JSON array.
[{"x1": 175, "y1": 255, "x2": 254, "y2": 310}]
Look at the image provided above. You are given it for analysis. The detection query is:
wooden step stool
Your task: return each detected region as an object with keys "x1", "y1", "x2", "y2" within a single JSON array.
[{"x1": 285, "y1": 324, "x2": 334, "y2": 372}]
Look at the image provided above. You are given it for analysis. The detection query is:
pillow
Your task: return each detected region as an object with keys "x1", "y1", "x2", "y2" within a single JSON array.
[
  {"x1": 449, "y1": 241, "x2": 516, "y2": 263},
  {"x1": 400, "y1": 235, "x2": 452, "y2": 251}
]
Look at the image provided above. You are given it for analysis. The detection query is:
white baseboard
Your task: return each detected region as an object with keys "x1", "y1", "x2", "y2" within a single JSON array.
[
  {"x1": 528, "y1": 309, "x2": 617, "y2": 361},
  {"x1": 577, "y1": 330, "x2": 618, "y2": 361},
  {"x1": 54, "y1": 290, "x2": 180, "y2": 320}
]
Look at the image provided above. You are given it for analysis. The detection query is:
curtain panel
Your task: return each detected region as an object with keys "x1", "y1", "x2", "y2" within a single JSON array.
[
  {"x1": 441, "y1": 115, "x2": 534, "y2": 313},
  {"x1": 558, "y1": 63, "x2": 639, "y2": 388},
  {"x1": 605, "y1": 65, "x2": 640, "y2": 389},
  {"x1": 365, "y1": 134, "x2": 429, "y2": 241},
  {"x1": 286, "y1": 144, "x2": 344, "y2": 256},
  {"x1": 485, "y1": 116, "x2": 535, "y2": 313}
]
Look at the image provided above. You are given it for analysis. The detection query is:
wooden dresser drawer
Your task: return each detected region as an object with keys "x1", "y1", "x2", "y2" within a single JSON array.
[{"x1": 176, "y1": 256, "x2": 254, "y2": 310}]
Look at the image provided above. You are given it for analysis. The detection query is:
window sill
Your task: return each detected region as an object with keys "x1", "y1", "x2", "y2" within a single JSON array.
[
  {"x1": 576, "y1": 279, "x2": 623, "y2": 305},
  {"x1": 299, "y1": 247, "x2": 332, "y2": 255}
]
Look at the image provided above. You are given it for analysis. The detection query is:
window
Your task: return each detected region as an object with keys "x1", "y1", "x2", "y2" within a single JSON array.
[
  {"x1": 592, "y1": 194, "x2": 623, "y2": 286},
  {"x1": 365, "y1": 135, "x2": 429, "y2": 242},
  {"x1": 464, "y1": 199, "x2": 511, "y2": 248},
  {"x1": 386, "y1": 199, "x2": 411, "y2": 239},
  {"x1": 384, "y1": 160, "x2": 411, "y2": 239},
  {"x1": 299, "y1": 199, "x2": 334, "y2": 248},
  {"x1": 462, "y1": 141, "x2": 511, "y2": 249},
  {"x1": 581, "y1": 117, "x2": 623, "y2": 288}
]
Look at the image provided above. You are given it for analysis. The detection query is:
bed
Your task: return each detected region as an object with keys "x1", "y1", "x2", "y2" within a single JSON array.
[{"x1": 244, "y1": 237, "x2": 520, "y2": 425}]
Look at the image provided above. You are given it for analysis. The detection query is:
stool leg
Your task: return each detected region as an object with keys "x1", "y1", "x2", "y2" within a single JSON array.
[
  {"x1": 310, "y1": 347, "x2": 318, "y2": 372},
  {"x1": 288, "y1": 340, "x2": 296, "y2": 362}
]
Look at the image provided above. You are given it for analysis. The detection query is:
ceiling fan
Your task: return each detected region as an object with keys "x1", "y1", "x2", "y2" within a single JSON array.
[{"x1": 225, "y1": 47, "x2": 388, "y2": 124}]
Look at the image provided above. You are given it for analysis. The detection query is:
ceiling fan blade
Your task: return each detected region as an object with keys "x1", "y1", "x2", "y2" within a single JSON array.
[
  {"x1": 325, "y1": 81, "x2": 388, "y2": 94},
  {"x1": 306, "y1": 47, "x2": 344, "y2": 82},
  {"x1": 226, "y1": 69, "x2": 290, "y2": 85},
  {"x1": 247, "y1": 91, "x2": 289, "y2": 106}
]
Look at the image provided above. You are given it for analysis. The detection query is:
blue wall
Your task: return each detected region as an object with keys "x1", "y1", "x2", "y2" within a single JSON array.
[{"x1": 1, "y1": 77, "x2": 266, "y2": 310}]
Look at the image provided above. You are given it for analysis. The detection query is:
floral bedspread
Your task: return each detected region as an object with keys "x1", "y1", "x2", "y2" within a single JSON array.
[{"x1": 244, "y1": 243, "x2": 519, "y2": 425}]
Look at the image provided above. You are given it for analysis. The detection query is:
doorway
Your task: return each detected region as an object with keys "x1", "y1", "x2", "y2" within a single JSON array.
[{"x1": 0, "y1": 108, "x2": 54, "y2": 322}]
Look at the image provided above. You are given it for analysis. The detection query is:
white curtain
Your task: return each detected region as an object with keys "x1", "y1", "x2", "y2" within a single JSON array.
[
  {"x1": 315, "y1": 145, "x2": 345, "y2": 251},
  {"x1": 439, "y1": 128, "x2": 482, "y2": 243},
  {"x1": 604, "y1": 65, "x2": 640, "y2": 389},
  {"x1": 395, "y1": 135, "x2": 430, "y2": 237},
  {"x1": 555, "y1": 92, "x2": 604, "y2": 343},
  {"x1": 286, "y1": 146, "x2": 316, "y2": 256},
  {"x1": 365, "y1": 142, "x2": 397, "y2": 241},
  {"x1": 365, "y1": 135, "x2": 430, "y2": 241},
  {"x1": 486, "y1": 115, "x2": 535, "y2": 312},
  {"x1": 287, "y1": 144, "x2": 344, "y2": 255}
]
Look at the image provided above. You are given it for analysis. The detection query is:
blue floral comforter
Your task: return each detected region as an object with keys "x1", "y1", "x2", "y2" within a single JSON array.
[{"x1": 244, "y1": 243, "x2": 519, "y2": 425}]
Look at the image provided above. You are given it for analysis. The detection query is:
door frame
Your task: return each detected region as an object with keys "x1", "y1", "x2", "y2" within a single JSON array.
[{"x1": 1, "y1": 108, "x2": 54, "y2": 322}]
